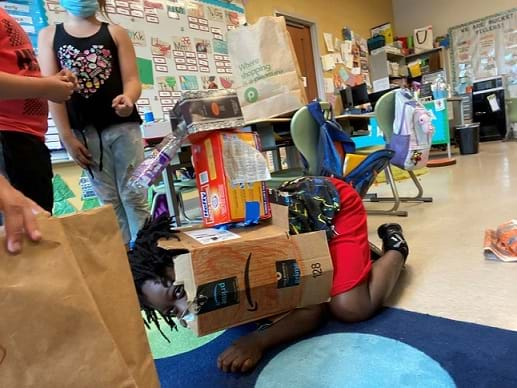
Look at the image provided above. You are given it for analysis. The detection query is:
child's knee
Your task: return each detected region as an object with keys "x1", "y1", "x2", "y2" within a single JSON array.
[
  {"x1": 120, "y1": 188, "x2": 148, "y2": 207},
  {"x1": 96, "y1": 189, "x2": 120, "y2": 205},
  {"x1": 329, "y1": 295, "x2": 374, "y2": 323},
  {"x1": 330, "y1": 303, "x2": 373, "y2": 323}
]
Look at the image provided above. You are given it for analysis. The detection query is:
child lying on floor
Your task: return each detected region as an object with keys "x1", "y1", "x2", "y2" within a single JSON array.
[{"x1": 128, "y1": 176, "x2": 409, "y2": 373}]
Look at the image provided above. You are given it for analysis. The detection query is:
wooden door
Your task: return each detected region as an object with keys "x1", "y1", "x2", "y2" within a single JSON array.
[{"x1": 286, "y1": 22, "x2": 318, "y2": 101}]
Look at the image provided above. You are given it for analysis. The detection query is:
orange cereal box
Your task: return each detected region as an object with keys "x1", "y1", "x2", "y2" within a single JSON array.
[{"x1": 191, "y1": 131, "x2": 271, "y2": 227}]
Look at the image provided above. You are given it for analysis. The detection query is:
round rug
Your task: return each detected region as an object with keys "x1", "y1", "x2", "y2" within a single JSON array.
[{"x1": 255, "y1": 333, "x2": 455, "y2": 388}]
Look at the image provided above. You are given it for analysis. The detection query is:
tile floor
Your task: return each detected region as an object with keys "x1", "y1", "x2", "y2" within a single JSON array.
[{"x1": 366, "y1": 141, "x2": 517, "y2": 331}]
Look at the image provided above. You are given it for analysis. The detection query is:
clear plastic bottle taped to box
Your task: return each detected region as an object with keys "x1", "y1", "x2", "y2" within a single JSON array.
[{"x1": 128, "y1": 126, "x2": 187, "y2": 189}]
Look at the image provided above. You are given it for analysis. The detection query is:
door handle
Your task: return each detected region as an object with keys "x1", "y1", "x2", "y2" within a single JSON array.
[{"x1": 474, "y1": 112, "x2": 487, "y2": 116}]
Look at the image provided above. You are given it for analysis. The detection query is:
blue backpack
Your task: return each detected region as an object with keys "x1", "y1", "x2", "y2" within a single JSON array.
[{"x1": 306, "y1": 101, "x2": 356, "y2": 178}]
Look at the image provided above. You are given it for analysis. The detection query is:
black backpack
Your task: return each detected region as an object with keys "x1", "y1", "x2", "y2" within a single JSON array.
[{"x1": 275, "y1": 177, "x2": 341, "y2": 240}]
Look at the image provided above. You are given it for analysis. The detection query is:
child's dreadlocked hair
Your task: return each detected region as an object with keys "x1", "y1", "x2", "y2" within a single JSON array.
[{"x1": 128, "y1": 215, "x2": 189, "y2": 342}]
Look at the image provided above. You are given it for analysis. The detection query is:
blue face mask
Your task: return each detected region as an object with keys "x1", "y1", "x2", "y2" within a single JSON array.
[{"x1": 60, "y1": 0, "x2": 99, "y2": 17}]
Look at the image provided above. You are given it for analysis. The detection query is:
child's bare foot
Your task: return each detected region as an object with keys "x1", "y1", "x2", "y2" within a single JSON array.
[{"x1": 217, "y1": 333, "x2": 264, "y2": 373}]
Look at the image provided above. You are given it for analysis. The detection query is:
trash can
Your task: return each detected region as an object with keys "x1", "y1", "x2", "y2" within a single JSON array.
[{"x1": 456, "y1": 123, "x2": 480, "y2": 155}]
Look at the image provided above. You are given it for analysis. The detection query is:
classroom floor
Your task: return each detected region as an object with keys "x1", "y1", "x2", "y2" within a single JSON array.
[
  {"x1": 154, "y1": 141, "x2": 517, "y2": 387},
  {"x1": 181, "y1": 141, "x2": 517, "y2": 330},
  {"x1": 367, "y1": 140, "x2": 517, "y2": 331}
]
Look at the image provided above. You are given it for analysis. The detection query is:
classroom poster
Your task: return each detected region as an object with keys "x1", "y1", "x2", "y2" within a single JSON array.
[
  {"x1": 2, "y1": 0, "x2": 245, "y2": 159},
  {"x1": 41, "y1": 0, "x2": 246, "y2": 118},
  {"x1": 450, "y1": 8, "x2": 517, "y2": 91}
]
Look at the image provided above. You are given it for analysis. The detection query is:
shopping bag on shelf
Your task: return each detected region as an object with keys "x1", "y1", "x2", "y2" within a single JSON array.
[
  {"x1": 0, "y1": 207, "x2": 159, "y2": 388},
  {"x1": 228, "y1": 16, "x2": 308, "y2": 122},
  {"x1": 413, "y1": 25, "x2": 434, "y2": 53}
]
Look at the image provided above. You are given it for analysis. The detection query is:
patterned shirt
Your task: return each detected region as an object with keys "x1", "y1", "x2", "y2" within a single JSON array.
[{"x1": 0, "y1": 8, "x2": 47, "y2": 139}]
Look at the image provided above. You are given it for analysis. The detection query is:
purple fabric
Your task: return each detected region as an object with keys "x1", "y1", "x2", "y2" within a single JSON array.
[
  {"x1": 388, "y1": 134, "x2": 410, "y2": 169},
  {"x1": 152, "y1": 193, "x2": 170, "y2": 220}
]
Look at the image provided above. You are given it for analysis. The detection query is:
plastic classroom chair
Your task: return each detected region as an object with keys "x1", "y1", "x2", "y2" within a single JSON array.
[
  {"x1": 370, "y1": 90, "x2": 432, "y2": 216},
  {"x1": 267, "y1": 102, "x2": 334, "y2": 188},
  {"x1": 270, "y1": 101, "x2": 395, "y2": 200},
  {"x1": 149, "y1": 178, "x2": 200, "y2": 223}
]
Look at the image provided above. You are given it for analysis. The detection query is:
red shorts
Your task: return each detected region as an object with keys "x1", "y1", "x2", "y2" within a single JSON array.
[{"x1": 327, "y1": 178, "x2": 372, "y2": 297}]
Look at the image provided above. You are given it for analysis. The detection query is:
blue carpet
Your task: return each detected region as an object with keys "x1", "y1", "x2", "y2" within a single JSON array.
[{"x1": 155, "y1": 308, "x2": 517, "y2": 388}]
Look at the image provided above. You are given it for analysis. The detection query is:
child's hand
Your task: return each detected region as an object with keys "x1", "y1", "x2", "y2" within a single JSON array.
[
  {"x1": 43, "y1": 73, "x2": 75, "y2": 103},
  {"x1": 62, "y1": 134, "x2": 93, "y2": 169},
  {"x1": 112, "y1": 94, "x2": 134, "y2": 117},
  {"x1": 0, "y1": 176, "x2": 48, "y2": 254},
  {"x1": 58, "y1": 69, "x2": 79, "y2": 91},
  {"x1": 217, "y1": 334, "x2": 264, "y2": 373}
]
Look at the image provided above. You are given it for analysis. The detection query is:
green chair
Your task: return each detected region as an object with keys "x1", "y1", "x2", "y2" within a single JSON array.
[
  {"x1": 291, "y1": 101, "x2": 333, "y2": 175},
  {"x1": 173, "y1": 178, "x2": 200, "y2": 223},
  {"x1": 266, "y1": 102, "x2": 333, "y2": 188},
  {"x1": 268, "y1": 102, "x2": 395, "y2": 203},
  {"x1": 371, "y1": 90, "x2": 433, "y2": 214},
  {"x1": 149, "y1": 177, "x2": 200, "y2": 226}
]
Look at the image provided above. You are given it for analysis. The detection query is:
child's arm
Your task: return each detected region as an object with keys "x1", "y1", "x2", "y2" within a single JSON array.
[
  {"x1": 37, "y1": 26, "x2": 92, "y2": 168},
  {"x1": 109, "y1": 24, "x2": 142, "y2": 117},
  {"x1": 217, "y1": 304, "x2": 326, "y2": 373},
  {"x1": 0, "y1": 71, "x2": 74, "y2": 102}
]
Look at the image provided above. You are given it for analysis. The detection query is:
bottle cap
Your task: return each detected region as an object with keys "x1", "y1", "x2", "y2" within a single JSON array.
[{"x1": 144, "y1": 110, "x2": 155, "y2": 123}]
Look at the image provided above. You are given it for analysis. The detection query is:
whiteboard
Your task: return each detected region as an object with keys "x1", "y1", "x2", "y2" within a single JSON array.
[
  {"x1": 449, "y1": 8, "x2": 517, "y2": 93},
  {"x1": 44, "y1": 0, "x2": 246, "y2": 119}
]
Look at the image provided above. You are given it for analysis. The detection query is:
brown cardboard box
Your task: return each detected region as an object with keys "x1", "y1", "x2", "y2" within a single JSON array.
[{"x1": 159, "y1": 204, "x2": 333, "y2": 336}]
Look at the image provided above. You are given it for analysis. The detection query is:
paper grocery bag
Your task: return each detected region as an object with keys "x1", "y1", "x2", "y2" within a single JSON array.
[
  {"x1": 228, "y1": 16, "x2": 308, "y2": 122},
  {"x1": 0, "y1": 207, "x2": 159, "y2": 388},
  {"x1": 414, "y1": 25, "x2": 434, "y2": 53}
]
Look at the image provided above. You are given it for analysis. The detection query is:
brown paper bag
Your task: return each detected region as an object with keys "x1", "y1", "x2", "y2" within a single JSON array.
[
  {"x1": 228, "y1": 16, "x2": 308, "y2": 122},
  {"x1": 0, "y1": 207, "x2": 159, "y2": 388}
]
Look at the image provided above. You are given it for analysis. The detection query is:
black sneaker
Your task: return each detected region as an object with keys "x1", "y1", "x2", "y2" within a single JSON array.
[{"x1": 377, "y1": 223, "x2": 409, "y2": 262}]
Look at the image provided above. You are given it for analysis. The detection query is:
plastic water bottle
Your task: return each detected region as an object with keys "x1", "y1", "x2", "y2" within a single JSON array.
[
  {"x1": 432, "y1": 74, "x2": 448, "y2": 100},
  {"x1": 128, "y1": 127, "x2": 187, "y2": 189}
]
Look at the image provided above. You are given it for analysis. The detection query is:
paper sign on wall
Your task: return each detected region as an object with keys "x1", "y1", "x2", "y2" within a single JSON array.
[
  {"x1": 324, "y1": 78, "x2": 334, "y2": 94},
  {"x1": 373, "y1": 77, "x2": 390, "y2": 92},
  {"x1": 333, "y1": 53, "x2": 343, "y2": 64},
  {"x1": 321, "y1": 54, "x2": 336, "y2": 71},
  {"x1": 323, "y1": 32, "x2": 334, "y2": 52},
  {"x1": 434, "y1": 99, "x2": 446, "y2": 112}
]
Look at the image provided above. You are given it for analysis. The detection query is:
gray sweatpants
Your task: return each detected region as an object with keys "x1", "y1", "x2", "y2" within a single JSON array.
[{"x1": 77, "y1": 122, "x2": 149, "y2": 244}]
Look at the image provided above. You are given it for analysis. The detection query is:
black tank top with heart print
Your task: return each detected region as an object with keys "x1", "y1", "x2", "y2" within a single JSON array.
[{"x1": 53, "y1": 22, "x2": 141, "y2": 132}]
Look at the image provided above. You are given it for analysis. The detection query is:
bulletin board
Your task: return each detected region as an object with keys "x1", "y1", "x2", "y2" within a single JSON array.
[
  {"x1": 320, "y1": 29, "x2": 371, "y2": 107},
  {"x1": 43, "y1": 0, "x2": 246, "y2": 119},
  {"x1": 449, "y1": 8, "x2": 517, "y2": 93}
]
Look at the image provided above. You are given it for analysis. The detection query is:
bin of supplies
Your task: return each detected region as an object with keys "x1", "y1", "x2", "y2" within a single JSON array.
[{"x1": 455, "y1": 123, "x2": 480, "y2": 155}]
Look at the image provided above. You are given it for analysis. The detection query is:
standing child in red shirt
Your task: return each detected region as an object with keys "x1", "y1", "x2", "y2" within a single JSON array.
[{"x1": 0, "y1": 6, "x2": 76, "y2": 212}]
